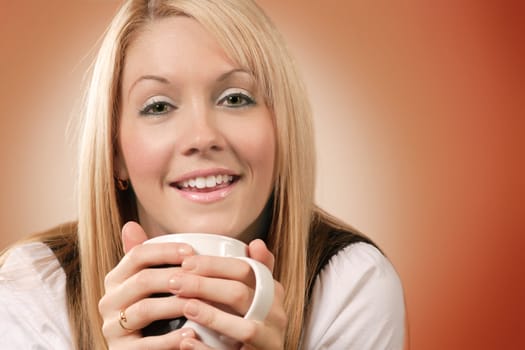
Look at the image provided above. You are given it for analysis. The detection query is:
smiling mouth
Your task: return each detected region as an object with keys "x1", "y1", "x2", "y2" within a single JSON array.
[{"x1": 172, "y1": 174, "x2": 240, "y2": 192}]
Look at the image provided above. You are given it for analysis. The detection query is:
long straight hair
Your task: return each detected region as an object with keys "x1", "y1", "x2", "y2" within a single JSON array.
[{"x1": 74, "y1": 1, "x2": 315, "y2": 348}]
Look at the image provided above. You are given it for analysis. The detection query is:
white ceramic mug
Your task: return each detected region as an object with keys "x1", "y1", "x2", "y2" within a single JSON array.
[{"x1": 143, "y1": 233, "x2": 275, "y2": 349}]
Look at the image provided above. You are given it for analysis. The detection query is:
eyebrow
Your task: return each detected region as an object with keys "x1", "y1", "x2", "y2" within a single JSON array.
[
  {"x1": 127, "y1": 69, "x2": 253, "y2": 98},
  {"x1": 216, "y1": 68, "x2": 252, "y2": 82},
  {"x1": 128, "y1": 75, "x2": 170, "y2": 97}
]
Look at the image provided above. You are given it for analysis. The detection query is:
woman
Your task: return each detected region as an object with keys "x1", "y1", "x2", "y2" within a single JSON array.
[{"x1": 0, "y1": 0, "x2": 405, "y2": 349}]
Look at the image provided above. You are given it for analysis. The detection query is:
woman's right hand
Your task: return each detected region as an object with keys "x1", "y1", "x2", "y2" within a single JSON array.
[{"x1": 98, "y1": 221, "x2": 197, "y2": 349}]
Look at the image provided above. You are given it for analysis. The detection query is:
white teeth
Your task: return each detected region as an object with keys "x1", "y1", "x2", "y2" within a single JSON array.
[
  {"x1": 195, "y1": 177, "x2": 206, "y2": 189},
  {"x1": 179, "y1": 174, "x2": 235, "y2": 189},
  {"x1": 205, "y1": 175, "x2": 216, "y2": 188}
]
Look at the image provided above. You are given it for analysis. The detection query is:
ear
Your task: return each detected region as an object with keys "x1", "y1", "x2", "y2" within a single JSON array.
[{"x1": 114, "y1": 150, "x2": 129, "y2": 181}]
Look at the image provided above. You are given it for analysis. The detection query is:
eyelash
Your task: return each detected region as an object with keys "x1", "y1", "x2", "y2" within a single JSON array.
[
  {"x1": 218, "y1": 92, "x2": 256, "y2": 108},
  {"x1": 139, "y1": 99, "x2": 176, "y2": 116},
  {"x1": 138, "y1": 90, "x2": 255, "y2": 116}
]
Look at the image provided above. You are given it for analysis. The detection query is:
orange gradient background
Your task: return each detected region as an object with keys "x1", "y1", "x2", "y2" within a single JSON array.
[{"x1": 1, "y1": 1, "x2": 523, "y2": 349}]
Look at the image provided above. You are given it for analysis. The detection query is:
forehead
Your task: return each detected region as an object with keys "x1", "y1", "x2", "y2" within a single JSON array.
[
  {"x1": 121, "y1": 16, "x2": 239, "y2": 86},
  {"x1": 128, "y1": 16, "x2": 221, "y2": 55}
]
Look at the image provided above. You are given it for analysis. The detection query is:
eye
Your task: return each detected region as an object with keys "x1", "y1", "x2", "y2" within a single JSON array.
[
  {"x1": 139, "y1": 97, "x2": 176, "y2": 116},
  {"x1": 218, "y1": 89, "x2": 255, "y2": 108}
]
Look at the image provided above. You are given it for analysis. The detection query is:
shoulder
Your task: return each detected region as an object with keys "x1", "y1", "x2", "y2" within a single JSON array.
[
  {"x1": 325, "y1": 241, "x2": 400, "y2": 282},
  {"x1": 1, "y1": 242, "x2": 63, "y2": 286},
  {"x1": 0, "y1": 242, "x2": 72, "y2": 348},
  {"x1": 303, "y1": 242, "x2": 406, "y2": 350}
]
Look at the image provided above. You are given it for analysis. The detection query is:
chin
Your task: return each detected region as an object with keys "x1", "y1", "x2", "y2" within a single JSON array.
[{"x1": 171, "y1": 223, "x2": 242, "y2": 237}]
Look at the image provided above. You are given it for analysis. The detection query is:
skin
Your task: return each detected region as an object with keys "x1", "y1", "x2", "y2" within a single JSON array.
[
  {"x1": 99, "y1": 17, "x2": 287, "y2": 350},
  {"x1": 115, "y1": 16, "x2": 275, "y2": 243}
]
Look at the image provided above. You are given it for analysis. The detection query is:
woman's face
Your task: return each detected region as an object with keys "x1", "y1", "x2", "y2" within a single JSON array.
[{"x1": 117, "y1": 16, "x2": 276, "y2": 241}]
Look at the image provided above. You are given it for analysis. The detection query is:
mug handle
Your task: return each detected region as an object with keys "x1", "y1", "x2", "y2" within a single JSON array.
[
  {"x1": 235, "y1": 257, "x2": 275, "y2": 321},
  {"x1": 184, "y1": 257, "x2": 275, "y2": 349}
]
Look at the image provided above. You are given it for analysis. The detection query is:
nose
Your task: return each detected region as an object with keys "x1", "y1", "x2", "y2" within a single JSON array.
[{"x1": 179, "y1": 111, "x2": 225, "y2": 157}]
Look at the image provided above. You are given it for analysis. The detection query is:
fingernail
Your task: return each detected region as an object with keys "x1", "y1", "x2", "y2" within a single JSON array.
[
  {"x1": 181, "y1": 339, "x2": 195, "y2": 350},
  {"x1": 185, "y1": 301, "x2": 199, "y2": 318},
  {"x1": 178, "y1": 245, "x2": 192, "y2": 256},
  {"x1": 180, "y1": 328, "x2": 194, "y2": 338},
  {"x1": 181, "y1": 258, "x2": 195, "y2": 271},
  {"x1": 168, "y1": 276, "x2": 182, "y2": 291}
]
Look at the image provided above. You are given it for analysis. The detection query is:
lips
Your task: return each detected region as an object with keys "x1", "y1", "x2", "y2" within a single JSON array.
[
  {"x1": 170, "y1": 171, "x2": 240, "y2": 203},
  {"x1": 176, "y1": 174, "x2": 235, "y2": 190},
  {"x1": 170, "y1": 171, "x2": 240, "y2": 193}
]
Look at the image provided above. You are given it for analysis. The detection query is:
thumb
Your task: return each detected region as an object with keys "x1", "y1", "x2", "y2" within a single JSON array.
[
  {"x1": 121, "y1": 221, "x2": 148, "y2": 253},
  {"x1": 248, "y1": 239, "x2": 275, "y2": 273}
]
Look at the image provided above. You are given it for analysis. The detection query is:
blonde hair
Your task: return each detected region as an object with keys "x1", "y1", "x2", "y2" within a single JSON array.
[{"x1": 74, "y1": 0, "x2": 315, "y2": 348}]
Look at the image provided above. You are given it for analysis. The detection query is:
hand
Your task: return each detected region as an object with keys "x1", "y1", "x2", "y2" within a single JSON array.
[
  {"x1": 98, "y1": 221, "x2": 198, "y2": 349},
  {"x1": 173, "y1": 239, "x2": 287, "y2": 350}
]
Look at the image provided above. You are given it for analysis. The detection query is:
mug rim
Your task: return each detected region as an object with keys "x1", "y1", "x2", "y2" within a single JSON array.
[{"x1": 144, "y1": 233, "x2": 247, "y2": 248}]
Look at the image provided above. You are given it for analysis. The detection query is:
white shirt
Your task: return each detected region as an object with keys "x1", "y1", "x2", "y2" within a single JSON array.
[
  {"x1": 0, "y1": 242, "x2": 72, "y2": 349},
  {"x1": 0, "y1": 242, "x2": 405, "y2": 349},
  {"x1": 302, "y1": 243, "x2": 405, "y2": 349}
]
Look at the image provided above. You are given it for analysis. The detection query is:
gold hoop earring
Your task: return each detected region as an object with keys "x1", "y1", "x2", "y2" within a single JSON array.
[{"x1": 116, "y1": 178, "x2": 129, "y2": 191}]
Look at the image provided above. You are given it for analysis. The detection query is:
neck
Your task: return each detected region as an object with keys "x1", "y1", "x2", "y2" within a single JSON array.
[{"x1": 239, "y1": 199, "x2": 273, "y2": 243}]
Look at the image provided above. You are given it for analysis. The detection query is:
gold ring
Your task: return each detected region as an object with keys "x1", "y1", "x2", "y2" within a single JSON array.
[{"x1": 118, "y1": 309, "x2": 134, "y2": 332}]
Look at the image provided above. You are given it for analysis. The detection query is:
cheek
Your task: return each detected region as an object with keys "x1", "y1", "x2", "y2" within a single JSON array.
[
  {"x1": 119, "y1": 124, "x2": 174, "y2": 183},
  {"x1": 233, "y1": 118, "x2": 276, "y2": 182},
  {"x1": 256, "y1": 131, "x2": 276, "y2": 179}
]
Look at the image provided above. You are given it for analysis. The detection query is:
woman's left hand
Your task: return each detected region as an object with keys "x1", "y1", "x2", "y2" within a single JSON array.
[{"x1": 171, "y1": 239, "x2": 287, "y2": 350}]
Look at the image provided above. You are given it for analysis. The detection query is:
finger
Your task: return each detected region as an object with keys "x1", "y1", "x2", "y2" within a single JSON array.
[
  {"x1": 248, "y1": 239, "x2": 275, "y2": 272},
  {"x1": 99, "y1": 264, "x2": 183, "y2": 325},
  {"x1": 182, "y1": 300, "x2": 281, "y2": 349},
  {"x1": 264, "y1": 281, "x2": 288, "y2": 332},
  {"x1": 122, "y1": 221, "x2": 149, "y2": 253},
  {"x1": 102, "y1": 265, "x2": 183, "y2": 315},
  {"x1": 181, "y1": 255, "x2": 256, "y2": 287},
  {"x1": 104, "y1": 242, "x2": 194, "y2": 289},
  {"x1": 119, "y1": 294, "x2": 189, "y2": 332},
  {"x1": 180, "y1": 337, "x2": 214, "y2": 350},
  {"x1": 128, "y1": 328, "x2": 196, "y2": 350},
  {"x1": 168, "y1": 272, "x2": 255, "y2": 316}
]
